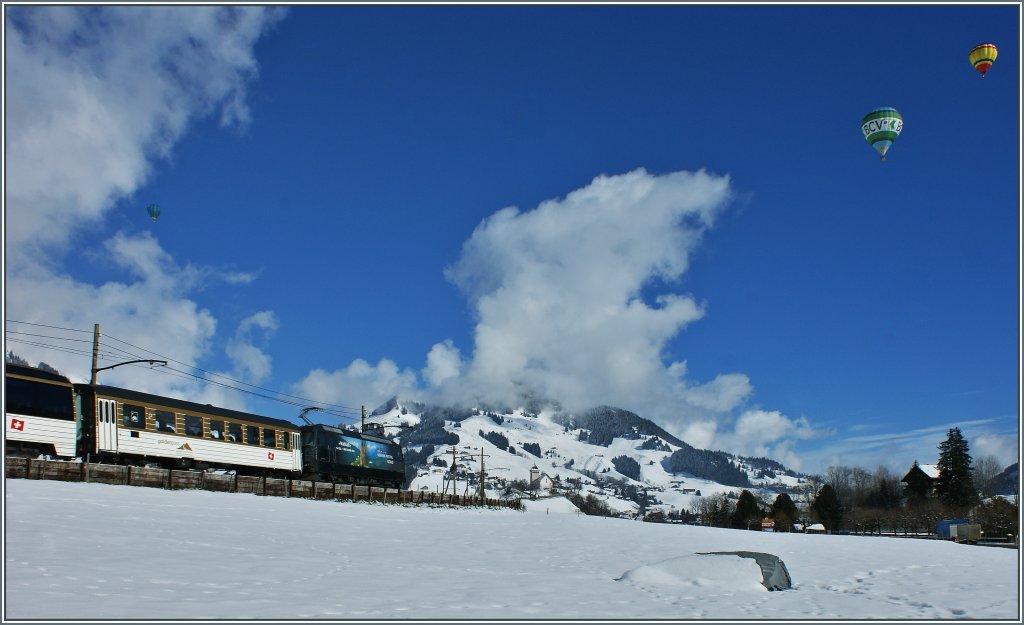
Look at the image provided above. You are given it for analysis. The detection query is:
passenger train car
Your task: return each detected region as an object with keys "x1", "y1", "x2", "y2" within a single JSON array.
[
  {"x1": 4, "y1": 365, "x2": 77, "y2": 457},
  {"x1": 4, "y1": 365, "x2": 405, "y2": 487},
  {"x1": 76, "y1": 383, "x2": 303, "y2": 476}
]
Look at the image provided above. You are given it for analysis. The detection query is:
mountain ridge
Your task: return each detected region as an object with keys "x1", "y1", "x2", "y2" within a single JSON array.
[{"x1": 367, "y1": 396, "x2": 809, "y2": 516}]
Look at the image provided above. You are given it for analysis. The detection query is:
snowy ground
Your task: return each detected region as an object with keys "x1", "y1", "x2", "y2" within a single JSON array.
[{"x1": 3, "y1": 479, "x2": 1020, "y2": 621}]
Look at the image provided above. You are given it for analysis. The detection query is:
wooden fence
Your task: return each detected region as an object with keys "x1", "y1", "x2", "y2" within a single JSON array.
[{"x1": 5, "y1": 457, "x2": 521, "y2": 510}]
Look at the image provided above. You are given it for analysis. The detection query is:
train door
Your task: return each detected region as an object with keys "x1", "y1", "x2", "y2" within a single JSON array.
[
  {"x1": 292, "y1": 432, "x2": 302, "y2": 471},
  {"x1": 96, "y1": 398, "x2": 118, "y2": 452}
]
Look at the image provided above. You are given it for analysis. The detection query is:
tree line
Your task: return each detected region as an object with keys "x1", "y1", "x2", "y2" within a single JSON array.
[{"x1": 681, "y1": 428, "x2": 1017, "y2": 540}]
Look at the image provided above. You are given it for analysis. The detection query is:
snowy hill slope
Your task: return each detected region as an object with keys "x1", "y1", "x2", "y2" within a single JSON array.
[{"x1": 367, "y1": 399, "x2": 808, "y2": 516}]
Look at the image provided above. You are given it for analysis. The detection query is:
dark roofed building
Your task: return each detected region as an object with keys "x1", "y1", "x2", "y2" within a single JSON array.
[{"x1": 902, "y1": 461, "x2": 939, "y2": 501}]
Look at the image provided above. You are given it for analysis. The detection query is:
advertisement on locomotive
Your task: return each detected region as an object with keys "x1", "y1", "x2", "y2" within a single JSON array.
[
  {"x1": 332, "y1": 434, "x2": 399, "y2": 470},
  {"x1": 363, "y1": 439, "x2": 399, "y2": 470}
]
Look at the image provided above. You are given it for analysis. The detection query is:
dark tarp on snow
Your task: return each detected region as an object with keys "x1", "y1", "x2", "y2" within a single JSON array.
[{"x1": 698, "y1": 551, "x2": 793, "y2": 591}]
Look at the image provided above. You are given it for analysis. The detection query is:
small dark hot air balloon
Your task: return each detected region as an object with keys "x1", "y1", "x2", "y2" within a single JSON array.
[{"x1": 146, "y1": 203, "x2": 162, "y2": 221}]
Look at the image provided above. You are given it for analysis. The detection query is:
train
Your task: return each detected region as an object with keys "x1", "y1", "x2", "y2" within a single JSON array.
[{"x1": 4, "y1": 364, "x2": 406, "y2": 488}]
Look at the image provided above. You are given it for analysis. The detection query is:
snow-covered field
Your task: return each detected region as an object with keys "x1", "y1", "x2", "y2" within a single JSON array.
[{"x1": 3, "y1": 479, "x2": 1020, "y2": 620}]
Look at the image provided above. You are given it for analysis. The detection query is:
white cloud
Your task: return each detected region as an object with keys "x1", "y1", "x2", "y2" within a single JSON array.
[
  {"x1": 680, "y1": 420, "x2": 718, "y2": 450},
  {"x1": 5, "y1": 233, "x2": 217, "y2": 393},
  {"x1": 188, "y1": 312, "x2": 280, "y2": 411},
  {"x1": 970, "y1": 433, "x2": 1018, "y2": 469},
  {"x1": 423, "y1": 340, "x2": 463, "y2": 388},
  {"x1": 226, "y1": 311, "x2": 279, "y2": 384},
  {"x1": 715, "y1": 409, "x2": 823, "y2": 469},
  {"x1": 441, "y1": 168, "x2": 735, "y2": 420},
  {"x1": 4, "y1": 5, "x2": 285, "y2": 269},
  {"x1": 3, "y1": 6, "x2": 283, "y2": 409},
  {"x1": 222, "y1": 271, "x2": 261, "y2": 285},
  {"x1": 292, "y1": 359, "x2": 421, "y2": 421},
  {"x1": 681, "y1": 373, "x2": 753, "y2": 413},
  {"x1": 422, "y1": 167, "x2": 836, "y2": 465}
]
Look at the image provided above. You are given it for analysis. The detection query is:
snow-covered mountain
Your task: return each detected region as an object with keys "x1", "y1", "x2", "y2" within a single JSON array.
[{"x1": 365, "y1": 399, "x2": 809, "y2": 516}]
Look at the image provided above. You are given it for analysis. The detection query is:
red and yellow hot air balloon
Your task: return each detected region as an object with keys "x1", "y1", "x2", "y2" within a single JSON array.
[{"x1": 969, "y1": 43, "x2": 998, "y2": 77}]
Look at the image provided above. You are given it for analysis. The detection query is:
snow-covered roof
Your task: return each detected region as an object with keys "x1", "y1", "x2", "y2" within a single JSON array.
[{"x1": 903, "y1": 462, "x2": 940, "y2": 480}]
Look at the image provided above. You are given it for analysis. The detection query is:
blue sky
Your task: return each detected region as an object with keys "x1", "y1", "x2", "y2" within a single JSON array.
[{"x1": 4, "y1": 4, "x2": 1019, "y2": 475}]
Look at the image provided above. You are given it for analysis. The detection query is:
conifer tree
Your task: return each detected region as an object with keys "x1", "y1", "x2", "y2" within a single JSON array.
[
  {"x1": 770, "y1": 493, "x2": 799, "y2": 532},
  {"x1": 812, "y1": 484, "x2": 844, "y2": 533},
  {"x1": 731, "y1": 489, "x2": 763, "y2": 530},
  {"x1": 935, "y1": 427, "x2": 979, "y2": 511}
]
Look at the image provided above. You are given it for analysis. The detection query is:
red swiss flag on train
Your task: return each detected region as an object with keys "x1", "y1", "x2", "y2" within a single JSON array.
[{"x1": 10, "y1": 418, "x2": 25, "y2": 431}]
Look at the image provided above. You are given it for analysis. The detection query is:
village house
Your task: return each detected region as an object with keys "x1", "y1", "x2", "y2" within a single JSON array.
[{"x1": 901, "y1": 461, "x2": 940, "y2": 498}]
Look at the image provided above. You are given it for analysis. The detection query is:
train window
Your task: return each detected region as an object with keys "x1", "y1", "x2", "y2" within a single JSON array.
[
  {"x1": 3, "y1": 377, "x2": 74, "y2": 420},
  {"x1": 185, "y1": 415, "x2": 203, "y2": 437},
  {"x1": 154, "y1": 410, "x2": 176, "y2": 433},
  {"x1": 209, "y1": 420, "x2": 224, "y2": 440},
  {"x1": 263, "y1": 428, "x2": 276, "y2": 447},
  {"x1": 246, "y1": 425, "x2": 260, "y2": 446},
  {"x1": 282, "y1": 432, "x2": 290, "y2": 451},
  {"x1": 123, "y1": 403, "x2": 146, "y2": 429},
  {"x1": 227, "y1": 422, "x2": 242, "y2": 443}
]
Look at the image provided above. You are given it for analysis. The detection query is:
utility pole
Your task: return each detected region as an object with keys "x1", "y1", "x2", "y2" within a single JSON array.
[
  {"x1": 90, "y1": 324, "x2": 100, "y2": 384},
  {"x1": 479, "y1": 448, "x2": 486, "y2": 500},
  {"x1": 443, "y1": 446, "x2": 458, "y2": 495},
  {"x1": 359, "y1": 405, "x2": 367, "y2": 467}
]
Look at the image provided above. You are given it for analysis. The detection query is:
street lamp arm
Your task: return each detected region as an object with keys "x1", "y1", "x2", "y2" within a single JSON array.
[{"x1": 92, "y1": 359, "x2": 167, "y2": 374}]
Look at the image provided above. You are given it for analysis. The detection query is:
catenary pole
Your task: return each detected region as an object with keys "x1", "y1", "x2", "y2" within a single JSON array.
[{"x1": 89, "y1": 324, "x2": 100, "y2": 384}]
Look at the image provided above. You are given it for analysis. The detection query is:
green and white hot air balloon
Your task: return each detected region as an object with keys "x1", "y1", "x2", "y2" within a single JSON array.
[{"x1": 861, "y1": 107, "x2": 903, "y2": 161}]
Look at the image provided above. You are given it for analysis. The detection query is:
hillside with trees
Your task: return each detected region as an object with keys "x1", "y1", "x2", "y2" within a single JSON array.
[
  {"x1": 664, "y1": 443, "x2": 751, "y2": 487},
  {"x1": 553, "y1": 406, "x2": 687, "y2": 447}
]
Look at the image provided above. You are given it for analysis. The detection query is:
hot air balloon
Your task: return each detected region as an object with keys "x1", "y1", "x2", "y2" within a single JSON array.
[
  {"x1": 969, "y1": 43, "x2": 998, "y2": 77},
  {"x1": 861, "y1": 108, "x2": 903, "y2": 161},
  {"x1": 146, "y1": 203, "x2": 162, "y2": 221}
]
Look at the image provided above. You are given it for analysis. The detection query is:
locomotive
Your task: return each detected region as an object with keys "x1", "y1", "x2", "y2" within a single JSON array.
[{"x1": 4, "y1": 364, "x2": 406, "y2": 488}]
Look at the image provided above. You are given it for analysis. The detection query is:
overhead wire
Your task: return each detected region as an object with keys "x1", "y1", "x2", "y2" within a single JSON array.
[
  {"x1": 5, "y1": 319, "x2": 362, "y2": 422},
  {"x1": 4, "y1": 331, "x2": 151, "y2": 365},
  {"x1": 102, "y1": 331, "x2": 362, "y2": 415}
]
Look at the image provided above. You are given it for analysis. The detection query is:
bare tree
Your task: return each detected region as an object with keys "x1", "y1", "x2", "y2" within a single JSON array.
[
  {"x1": 851, "y1": 467, "x2": 874, "y2": 507},
  {"x1": 825, "y1": 465, "x2": 855, "y2": 510},
  {"x1": 973, "y1": 455, "x2": 1003, "y2": 498},
  {"x1": 794, "y1": 475, "x2": 822, "y2": 526}
]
